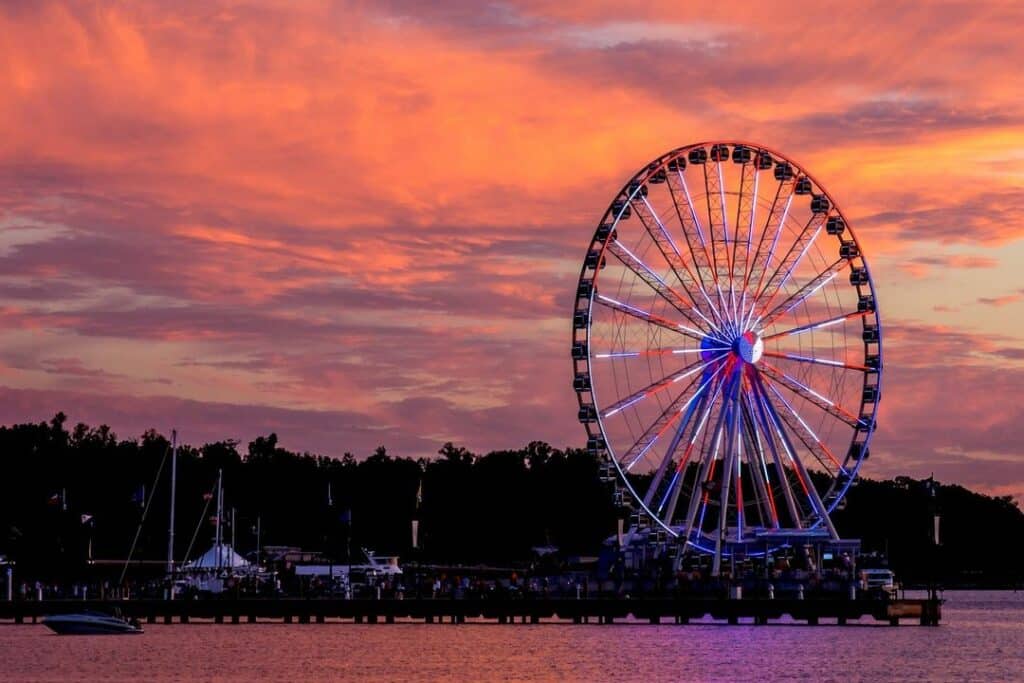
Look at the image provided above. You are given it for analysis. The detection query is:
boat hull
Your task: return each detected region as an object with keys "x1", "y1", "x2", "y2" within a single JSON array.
[{"x1": 42, "y1": 614, "x2": 144, "y2": 635}]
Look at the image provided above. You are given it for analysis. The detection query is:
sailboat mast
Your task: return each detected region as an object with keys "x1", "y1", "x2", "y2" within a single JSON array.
[
  {"x1": 215, "y1": 468, "x2": 223, "y2": 571},
  {"x1": 167, "y1": 429, "x2": 178, "y2": 575}
]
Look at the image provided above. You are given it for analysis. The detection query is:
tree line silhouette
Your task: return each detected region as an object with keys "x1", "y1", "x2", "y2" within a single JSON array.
[{"x1": 0, "y1": 414, "x2": 1020, "y2": 586}]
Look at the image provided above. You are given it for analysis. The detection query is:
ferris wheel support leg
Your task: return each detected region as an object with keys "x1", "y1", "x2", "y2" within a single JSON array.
[
  {"x1": 712, "y1": 378, "x2": 743, "y2": 577},
  {"x1": 740, "y1": 395, "x2": 779, "y2": 529},
  {"x1": 712, "y1": 378, "x2": 745, "y2": 577},
  {"x1": 750, "y1": 378, "x2": 803, "y2": 528},
  {"x1": 660, "y1": 371, "x2": 727, "y2": 525},
  {"x1": 755, "y1": 373, "x2": 839, "y2": 540},
  {"x1": 677, "y1": 367, "x2": 736, "y2": 561}
]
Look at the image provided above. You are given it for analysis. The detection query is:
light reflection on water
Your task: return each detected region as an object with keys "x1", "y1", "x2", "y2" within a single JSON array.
[{"x1": 1, "y1": 591, "x2": 1021, "y2": 682}]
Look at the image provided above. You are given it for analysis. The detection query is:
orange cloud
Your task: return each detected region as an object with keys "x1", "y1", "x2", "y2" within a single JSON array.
[{"x1": 1, "y1": 1, "x2": 1023, "y2": 498}]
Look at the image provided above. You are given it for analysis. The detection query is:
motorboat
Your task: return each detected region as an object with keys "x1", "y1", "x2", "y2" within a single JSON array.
[{"x1": 42, "y1": 611, "x2": 144, "y2": 635}]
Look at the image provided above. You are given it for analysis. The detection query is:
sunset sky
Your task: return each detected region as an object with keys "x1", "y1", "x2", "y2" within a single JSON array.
[{"x1": 1, "y1": 2, "x2": 1023, "y2": 499}]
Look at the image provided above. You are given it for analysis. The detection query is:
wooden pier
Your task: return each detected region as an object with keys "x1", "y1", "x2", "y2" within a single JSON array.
[{"x1": 0, "y1": 596, "x2": 941, "y2": 626}]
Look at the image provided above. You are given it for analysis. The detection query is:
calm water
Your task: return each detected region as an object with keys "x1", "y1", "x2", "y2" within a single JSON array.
[{"x1": 1, "y1": 591, "x2": 1021, "y2": 682}]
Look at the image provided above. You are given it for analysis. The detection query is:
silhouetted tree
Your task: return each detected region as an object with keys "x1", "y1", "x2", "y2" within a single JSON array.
[{"x1": 0, "y1": 414, "x2": 1020, "y2": 586}]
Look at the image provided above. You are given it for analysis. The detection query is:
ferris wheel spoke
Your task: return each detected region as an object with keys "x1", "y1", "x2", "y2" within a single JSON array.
[
  {"x1": 703, "y1": 158, "x2": 732, "y2": 286},
  {"x1": 706, "y1": 158, "x2": 745, "y2": 337},
  {"x1": 760, "y1": 376, "x2": 845, "y2": 475},
  {"x1": 744, "y1": 175, "x2": 797, "y2": 298},
  {"x1": 751, "y1": 372, "x2": 838, "y2": 538},
  {"x1": 688, "y1": 299, "x2": 729, "y2": 338},
  {"x1": 594, "y1": 345, "x2": 730, "y2": 360},
  {"x1": 761, "y1": 350, "x2": 867, "y2": 372},
  {"x1": 642, "y1": 381, "x2": 709, "y2": 509},
  {"x1": 757, "y1": 361, "x2": 862, "y2": 428},
  {"x1": 620, "y1": 358, "x2": 731, "y2": 471},
  {"x1": 628, "y1": 194, "x2": 718, "y2": 317},
  {"x1": 653, "y1": 363, "x2": 729, "y2": 522},
  {"x1": 760, "y1": 311, "x2": 869, "y2": 341},
  {"x1": 605, "y1": 238, "x2": 709, "y2": 332},
  {"x1": 731, "y1": 159, "x2": 759, "y2": 300},
  {"x1": 755, "y1": 259, "x2": 847, "y2": 329},
  {"x1": 601, "y1": 352, "x2": 726, "y2": 419},
  {"x1": 663, "y1": 170, "x2": 724, "y2": 322},
  {"x1": 670, "y1": 168, "x2": 731, "y2": 328},
  {"x1": 754, "y1": 212, "x2": 829, "y2": 315},
  {"x1": 645, "y1": 384, "x2": 722, "y2": 522},
  {"x1": 594, "y1": 294, "x2": 708, "y2": 342}
]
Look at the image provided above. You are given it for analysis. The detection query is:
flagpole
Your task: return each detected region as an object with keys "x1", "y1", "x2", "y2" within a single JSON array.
[
  {"x1": 215, "y1": 468, "x2": 223, "y2": 572},
  {"x1": 327, "y1": 485, "x2": 333, "y2": 596},
  {"x1": 167, "y1": 430, "x2": 178, "y2": 598}
]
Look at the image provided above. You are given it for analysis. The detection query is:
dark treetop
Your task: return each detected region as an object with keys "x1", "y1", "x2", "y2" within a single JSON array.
[{"x1": 0, "y1": 414, "x2": 1020, "y2": 587}]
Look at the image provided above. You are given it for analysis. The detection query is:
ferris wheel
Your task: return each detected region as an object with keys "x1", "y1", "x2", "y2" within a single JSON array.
[{"x1": 572, "y1": 142, "x2": 881, "y2": 563}]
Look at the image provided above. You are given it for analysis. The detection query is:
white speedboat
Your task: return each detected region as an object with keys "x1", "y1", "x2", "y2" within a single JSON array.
[{"x1": 42, "y1": 611, "x2": 144, "y2": 635}]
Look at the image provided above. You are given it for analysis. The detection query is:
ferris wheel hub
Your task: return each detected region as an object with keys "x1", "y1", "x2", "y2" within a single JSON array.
[{"x1": 735, "y1": 331, "x2": 764, "y2": 364}]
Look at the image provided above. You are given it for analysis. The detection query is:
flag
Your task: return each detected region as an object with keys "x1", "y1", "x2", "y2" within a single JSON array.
[
  {"x1": 47, "y1": 493, "x2": 61, "y2": 506},
  {"x1": 415, "y1": 479, "x2": 423, "y2": 509},
  {"x1": 80, "y1": 514, "x2": 94, "y2": 526},
  {"x1": 202, "y1": 492, "x2": 213, "y2": 501}
]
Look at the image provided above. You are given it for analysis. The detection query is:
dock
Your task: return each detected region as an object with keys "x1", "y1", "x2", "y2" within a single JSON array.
[{"x1": 0, "y1": 596, "x2": 941, "y2": 626}]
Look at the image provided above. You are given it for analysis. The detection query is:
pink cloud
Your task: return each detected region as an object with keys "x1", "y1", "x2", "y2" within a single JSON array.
[
  {"x1": 0, "y1": 1, "x2": 1022, "y2": 500},
  {"x1": 978, "y1": 289, "x2": 1024, "y2": 307}
]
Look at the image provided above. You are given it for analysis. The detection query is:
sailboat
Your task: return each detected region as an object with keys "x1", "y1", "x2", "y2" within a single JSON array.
[
  {"x1": 173, "y1": 468, "x2": 264, "y2": 596},
  {"x1": 42, "y1": 430, "x2": 187, "y2": 636}
]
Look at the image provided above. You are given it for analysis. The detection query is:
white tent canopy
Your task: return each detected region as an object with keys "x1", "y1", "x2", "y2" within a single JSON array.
[{"x1": 181, "y1": 544, "x2": 251, "y2": 571}]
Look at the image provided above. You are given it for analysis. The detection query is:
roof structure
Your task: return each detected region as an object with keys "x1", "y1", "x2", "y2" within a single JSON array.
[{"x1": 181, "y1": 544, "x2": 250, "y2": 570}]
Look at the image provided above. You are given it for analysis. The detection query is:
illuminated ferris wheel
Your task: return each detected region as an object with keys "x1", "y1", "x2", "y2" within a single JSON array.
[{"x1": 572, "y1": 142, "x2": 881, "y2": 564}]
